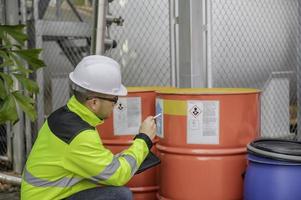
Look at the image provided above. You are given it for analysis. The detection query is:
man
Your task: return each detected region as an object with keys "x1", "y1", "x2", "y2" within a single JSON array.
[{"x1": 21, "y1": 55, "x2": 157, "y2": 200}]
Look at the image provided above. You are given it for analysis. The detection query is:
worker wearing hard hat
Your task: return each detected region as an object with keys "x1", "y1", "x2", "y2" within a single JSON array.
[{"x1": 21, "y1": 55, "x2": 157, "y2": 200}]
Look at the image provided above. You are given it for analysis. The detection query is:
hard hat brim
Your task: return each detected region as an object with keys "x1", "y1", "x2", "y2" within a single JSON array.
[
  {"x1": 118, "y1": 85, "x2": 128, "y2": 96},
  {"x1": 69, "y1": 72, "x2": 128, "y2": 96}
]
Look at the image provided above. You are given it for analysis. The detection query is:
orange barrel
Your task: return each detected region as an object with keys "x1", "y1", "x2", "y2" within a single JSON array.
[
  {"x1": 155, "y1": 88, "x2": 261, "y2": 200},
  {"x1": 97, "y1": 87, "x2": 169, "y2": 200}
]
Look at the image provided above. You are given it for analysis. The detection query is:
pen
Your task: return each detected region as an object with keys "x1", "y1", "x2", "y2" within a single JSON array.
[{"x1": 153, "y1": 113, "x2": 162, "y2": 119}]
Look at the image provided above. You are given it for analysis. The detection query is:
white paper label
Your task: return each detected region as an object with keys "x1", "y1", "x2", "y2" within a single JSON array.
[
  {"x1": 187, "y1": 101, "x2": 220, "y2": 144},
  {"x1": 156, "y1": 98, "x2": 164, "y2": 138},
  {"x1": 113, "y1": 97, "x2": 141, "y2": 135}
]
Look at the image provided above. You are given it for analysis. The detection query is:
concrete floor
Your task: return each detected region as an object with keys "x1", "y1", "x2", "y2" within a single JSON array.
[{"x1": 0, "y1": 192, "x2": 19, "y2": 200}]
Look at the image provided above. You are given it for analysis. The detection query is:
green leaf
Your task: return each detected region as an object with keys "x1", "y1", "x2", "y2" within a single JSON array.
[
  {"x1": 8, "y1": 52, "x2": 33, "y2": 73},
  {"x1": 14, "y1": 74, "x2": 39, "y2": 93},
  {"x1": 9, "y1": 52, "x2": 23, "y2": 68},
  {"x1": 12, "y1": 91, "x2": 36, "y2": 121},
  {"x1": 0, "y1": 50, "x2": 9, "y2": 60},
  {"x1": 12, "y1": 49, "x2": 46, "y2": 70},
  {"x1": 10, "y1": 66, "x2": 33, "y2": 74},
  {"x1": 12, "y1": 44, "x2": 22, "y2": 49},
  {"x1": 0, "y1": 72, "x2": 13, "y2": 89},
  {"x1": 0, "y1": 94, "x2": 18, "y2": 124},
  {"x1": 0, "y1": 25, "x2": 28, "y2": 45},
  {"x1": 0, "y1": 33, "x2": 13, "y2": 47},
  {"x1": 0, "y1": 59, "x2": 14, "y2": 68},
  {"x1": 0, "y1": 79, "x2": 6, "y2": 99}
]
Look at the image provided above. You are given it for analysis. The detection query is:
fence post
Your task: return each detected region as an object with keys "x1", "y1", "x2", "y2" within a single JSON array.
[{"x1": 5, "y1": 0, "x2": 25, "y2": 174}]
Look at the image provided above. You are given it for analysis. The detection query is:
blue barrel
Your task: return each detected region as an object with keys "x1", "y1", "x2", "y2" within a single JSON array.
[{"x1": 244, "y1": 139, "x2": 301, "y2": 200}]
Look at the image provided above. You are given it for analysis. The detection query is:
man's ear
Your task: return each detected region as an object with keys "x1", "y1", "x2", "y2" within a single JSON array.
[{"x1": 85, "y1": 98, "x2": 98, "y2": 112}]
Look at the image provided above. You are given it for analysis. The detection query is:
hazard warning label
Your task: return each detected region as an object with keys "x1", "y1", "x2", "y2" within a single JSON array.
[
  {"x1": 187, "y1": 100, "x2": 220, "y2": 144},
  {"x1": 113, "y1": 97, "x2": 141, "y2": 135}
]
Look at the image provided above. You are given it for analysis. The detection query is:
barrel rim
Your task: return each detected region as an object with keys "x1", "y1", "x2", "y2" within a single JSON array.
[
  {"x1": 156, "y1": 88, "x2": 261, "y2": 95},
  {"x1": 127, "y1": 86, "x2": 174, "y2": 92},
  {"x1": 249, "y1": 138, "x2": 301, "y2": 156},
  {"x1": 247, "y1": 143, "x2": 301, "y2": 163}
]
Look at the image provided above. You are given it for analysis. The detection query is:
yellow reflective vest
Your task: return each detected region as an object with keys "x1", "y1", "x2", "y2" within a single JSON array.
[{"x1": 21, "y1": 96, "x2": 151, "y2": 200}]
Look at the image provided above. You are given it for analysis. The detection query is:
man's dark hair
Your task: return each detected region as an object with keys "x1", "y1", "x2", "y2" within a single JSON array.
[{"x1": 71, "y1": 84, "x2": 96, "y2": 104}]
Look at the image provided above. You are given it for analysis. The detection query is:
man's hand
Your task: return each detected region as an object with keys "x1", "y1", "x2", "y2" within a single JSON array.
[{"x1": 139, "y1": 116, "x2": 156, "y2": 140}]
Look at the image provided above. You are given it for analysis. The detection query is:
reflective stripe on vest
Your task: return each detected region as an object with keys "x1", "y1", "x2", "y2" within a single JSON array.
[
  {"x1": 91, "y1": 154, "x2": 137, "y2": 183},
  {"x1": 24, "y1": 168, "x2": 82, "y2": 187},
  {"x1": 24, "y1": 154, "x2": 138, "y2": 187},
  {"x1": 122, "y1": 154, "x2": 138, "y2": 176}
]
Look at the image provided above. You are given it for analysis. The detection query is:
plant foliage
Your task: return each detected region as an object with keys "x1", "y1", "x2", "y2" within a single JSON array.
[{"x1": 0, "y1": 24, "x2": 45, "y2": 124}]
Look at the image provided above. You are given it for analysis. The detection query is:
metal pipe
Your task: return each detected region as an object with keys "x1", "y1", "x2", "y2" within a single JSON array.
[
  {"x1": 0, "y1": 173, "x2": 21, "y2": 186},
  {"x1": 104, "y1": 38, "x2": 116, "y2": 48},
  {"x1": 0, "y1": 156, "x2": 9, "y2": 162},
  {"x1": 106, "y1": 15, "x2": 123, "y2": 26},
  {"x1": 91, "y1": 0, "x2": 107, "y2": 55}
]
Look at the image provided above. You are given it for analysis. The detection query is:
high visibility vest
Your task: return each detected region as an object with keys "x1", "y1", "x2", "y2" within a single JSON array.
[{"x1": 21, "y1": 96, "x2": 150, "y2": 200}]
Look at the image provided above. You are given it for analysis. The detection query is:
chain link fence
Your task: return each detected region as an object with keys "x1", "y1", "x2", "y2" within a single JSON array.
[
  {"x1": 35, "y1": 0, "x2": 92, "y2": 117},
  {"x1": 210, "y1": 0, "x2": 299, "y2": 138},
  {"x1": 31, "y1": 0, "x2": 171, "y2": 120},
  {"x1": 105, "y1": 0, "x2": 171, "y2": 86}
]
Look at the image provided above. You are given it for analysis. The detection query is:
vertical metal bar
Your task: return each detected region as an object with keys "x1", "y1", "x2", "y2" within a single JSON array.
[
  {"x1": 297, "y1": 2, "x2": 301, "y2": 140},
  {"x1": 36, "y1": 44, "x2": 45, "y2": 129},
  {"x1": 178, "y1": 0, "x2": 207, "y2": 88},
  {"x1": 2, "y1": 0, "x2": 11, "y2": 164},
  {"x1": 5, "y1": 0, "x2": 20, "y2": 24},
  {"x1": 206, "y1": 0, "x2": 212, "y2": 88},
  {"x1": 5, "y1": 0, "x2": 25, "y2": 174},
  {"x1": 20, "y1": 0, "x2": 26, "y2": 23},
  {"x1": 20, "y1": 0, "x2": 33, "y2": 156},
  {"x1": 91, "y1": 0, "x2": 107, "y2": 55},
  {"x1": 0, "y1": 0, "x2": 6, "y2": 23},
  {"x1": 6, "y1": 122, "x2": 12, "y2": 163},
  {"x1": 174, "y1": 0, "x2": 180, "y2": 87},
  {"x1": 178, "y1": 0, "x2": 191, "y2": 87},
  {"x1": 56, "y1": 0, "x2": 62, "y2": 19},
  {"x1": 169, "y1": 0, "x2": 177, "y2": 87},
  {"x1": 190, "y1": 0, "x2": 206, "y2": 87},
  {"x1": 33, "y1": 0, "x2": 45, "y2": 133}
]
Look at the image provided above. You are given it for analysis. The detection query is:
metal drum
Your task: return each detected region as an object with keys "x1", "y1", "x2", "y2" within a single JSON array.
[
  {"x1": 97, "y1": 87, "x2": 166, "y2": 200},
  {"x1": 155, "y1": 88, "x2": 260, "y2": 200}
]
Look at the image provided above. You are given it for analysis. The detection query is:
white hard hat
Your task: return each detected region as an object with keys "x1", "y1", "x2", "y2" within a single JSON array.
[{"x1": 69, "y1": 55, "x2": 127, "y2": 96}]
